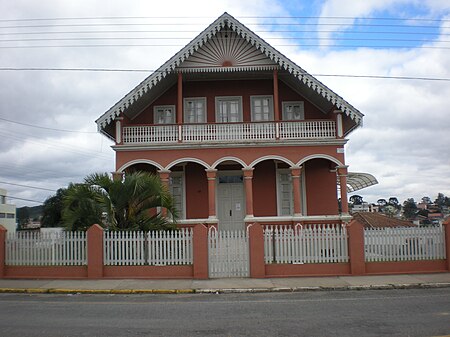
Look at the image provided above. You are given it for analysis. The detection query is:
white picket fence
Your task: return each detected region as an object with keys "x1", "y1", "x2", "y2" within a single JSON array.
[
  {"x1": 5, "y1": 231, "x2": 87, "y2": 266},
  {"x1": 103, "y1": 229, "x2": 193, "y2": 266},
  {"x1": 208, "y1": 228, "x2": 249, "y2": 278},
  {"x1": 364, "y1": 226, "x2": 446, "y2": 262},
  {"x1": 264, "y1": 224, "x2": 349, "y2": 264}
]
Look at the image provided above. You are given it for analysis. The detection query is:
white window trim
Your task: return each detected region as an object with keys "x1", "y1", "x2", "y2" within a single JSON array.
[
  {"x1": 153, "y1": 105, "x2": 176, "y2": 124},
  {"x1": 183, "y1": 97, "x2": 207, "y2": 124},
  {"x1": 276, "y1": 168, "x2": 293, "y2": 216},
  {"x1": 282, "y1": 101, "x2": 305, "y2": 121},
  {"x1": 170, "y1": 171, "x2": 186, "y2": 220},
  {"x1": 250, "y1": 95, "x2": 274, "y2": 121},
  {"x1": 215, "y1": 96, "x2": 243, "y2": 123}
]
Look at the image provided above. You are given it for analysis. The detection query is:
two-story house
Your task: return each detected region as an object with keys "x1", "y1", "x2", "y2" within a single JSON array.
[{"x1": 96, "y1": 13, "x2": 376, "y2": 230}]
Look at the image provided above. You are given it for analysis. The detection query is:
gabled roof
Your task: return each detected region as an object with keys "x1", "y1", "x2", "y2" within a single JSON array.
[
  {"x1": 96, "y1": 12, "x2": 364, "y2": 133},
  {"x1": 353, "y1": 212, "x2": 414, "y2": 228}
]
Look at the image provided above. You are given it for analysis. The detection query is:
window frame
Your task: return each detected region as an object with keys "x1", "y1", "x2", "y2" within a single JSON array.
[
  {"x1": 153, "y1": 105, "x2": 176, "y2": 124},
  {"x1": 215, "y1": 96, "x2": 243, "y2": 123},
  {"x1": 282, "y1": 101, "x2": 305, "y2": 121},
  {"x1": 250, "y1": 95, "x2": 274, "y2": 122},
  {"x1": 183, "y1": 97, "x2": 207, "y2": 124}
]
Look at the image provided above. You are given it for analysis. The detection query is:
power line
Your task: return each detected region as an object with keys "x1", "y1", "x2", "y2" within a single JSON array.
[
  {"x1": 6, "y1": 195, "x2": 44, "y2": 204},
  {"x1": 0, "y1": 22, "x2": 444, "y2": 29},
  {"x1": 0, "y1": 15, "x2": 448, "y2": 22},
  {"x1": 2, "y1": 36, "x2": 448, "y2": 43},
  {"x1": 0, "y1": 44, "x2": 448, "y2": 50},
  {"x1": 1, "y1": 29, "x2": 447, "y2": 36},
  {"x1": 0, "y1": 67, "x2": 448, "y2": 81},
  {"x1": 0, "y1": 116, "x2": 97, "y2": 133},
  {"x1": 0, "y1": 181, "x2": 56, "y2": 192}
]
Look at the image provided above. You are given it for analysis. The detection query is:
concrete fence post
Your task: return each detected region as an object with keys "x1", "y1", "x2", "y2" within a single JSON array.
[
  {"x1": 248, "y1": 223, "x2": 265, "y2": 278},
  {"x1": 87, "y1": 224, "x2": 104, "y2": 279},
  {"x1": 193, "y1": 224, "x2": 209, "y2": 279},
  {"x1": 347, "y1": 219, "x2": 366, "y2": 275},
  {"x1": 443, "y1": 220, "x2": 450, "y2": 271},
  {"x1": 0, "y1": 225, "x2": 6, "y2": 278}
]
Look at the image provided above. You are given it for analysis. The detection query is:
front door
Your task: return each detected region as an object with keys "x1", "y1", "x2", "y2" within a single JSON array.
[{"x1": 217, "y1": 179, "x2": 245, "y2": 231}]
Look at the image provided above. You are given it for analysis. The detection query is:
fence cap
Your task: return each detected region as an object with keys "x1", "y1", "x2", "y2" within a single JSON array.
[{"x1": 87, "y1": 224, "x2": 104, "y2": 233}]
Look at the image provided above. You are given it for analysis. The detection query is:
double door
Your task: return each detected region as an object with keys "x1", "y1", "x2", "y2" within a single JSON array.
[{"x1": 217, "y1": 182, "x2": 245, "y2": 231}]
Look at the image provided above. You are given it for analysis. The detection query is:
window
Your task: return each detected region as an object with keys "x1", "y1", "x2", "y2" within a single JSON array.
[
  {"x1": 184, "y1": 98, "x2": 206, "y2": 123},
  {"x1": 282, "y1": 101, "x2": 305, "y2": 120},
  {"x1": 0, "y1": 213, "x2": 5, "y2": 218},
  {"x1": 154, "y1": 105, "x2": 175, "y2": 124},
  {"x1": 251, "y1": 96, "x2": 274, "y2": 121},
  {"x1": 6, "y1": 213, "x2": 15, "y2": 219},
  {"x1": 215, "y1": 96, "x2": 243, "y2": 123}
]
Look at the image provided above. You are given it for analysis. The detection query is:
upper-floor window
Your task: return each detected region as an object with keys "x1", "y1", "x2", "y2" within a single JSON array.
[
  {"x1": 184, "y1": 98, "x2": 206, "y2": 124},
  {"x1": 215, "y1": 96, "x2": 243, "y2": 123},
  {"x1": 154, "y1": 105, "x2": 175, "y2": 124},
  {"x1": 282, "y1": 101, "x2": 305, "y2": 121},
  {"x1": 251, "y1": 96, "x2": 273, "y2": 121}
]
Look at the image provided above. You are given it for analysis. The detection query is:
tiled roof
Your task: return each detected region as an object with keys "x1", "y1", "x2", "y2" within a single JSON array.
[{"x1": 353, "y1": 212, "x2": 414, "y2": 228}]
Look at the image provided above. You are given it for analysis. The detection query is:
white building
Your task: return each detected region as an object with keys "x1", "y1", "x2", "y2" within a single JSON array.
[{"x1": 0, "y1": 188, "x2": 17, "y2": 233}]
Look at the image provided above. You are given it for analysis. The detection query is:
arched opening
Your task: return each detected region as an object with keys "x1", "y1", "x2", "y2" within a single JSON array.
[{"x1": 303, "y1": 158, "x2": 339, "y2": 216}]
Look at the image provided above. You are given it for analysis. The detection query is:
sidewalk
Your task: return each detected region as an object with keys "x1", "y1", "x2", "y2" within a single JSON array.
[{"x1": 0, "y1": 273, "x2": 449, "y2": 294}]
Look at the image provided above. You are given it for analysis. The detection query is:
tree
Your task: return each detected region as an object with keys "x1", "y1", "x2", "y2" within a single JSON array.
[
  {"x1": 421, "y1": 196, "x2": 432, "y2": 204},
  {"x1": 41, "y1": 187, "x2": 69, "y2": 228},
  {"x1": 62, "y1": 171, "x2": 178, "y2": 231},
  {"x1": 402, "y1": 198, "x2": 418, "y2": 219},
  {"x1": 349, "y1": 195, "x2": 363, "y2": 206}
]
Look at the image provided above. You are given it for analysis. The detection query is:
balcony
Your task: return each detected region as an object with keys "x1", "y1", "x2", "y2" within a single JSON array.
[{"x1": 121, "y1": 120, "x2": 336, "y2": 145}]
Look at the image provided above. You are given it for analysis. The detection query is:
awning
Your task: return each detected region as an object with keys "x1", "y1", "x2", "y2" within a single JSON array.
[{"x1": 346, "y1": 172, "x2": 378, "y2": 192}]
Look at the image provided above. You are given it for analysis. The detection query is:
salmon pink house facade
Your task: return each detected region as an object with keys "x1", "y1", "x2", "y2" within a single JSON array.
[{"x1": 96, "y1": 13, "x2": 376, "y2": 230}]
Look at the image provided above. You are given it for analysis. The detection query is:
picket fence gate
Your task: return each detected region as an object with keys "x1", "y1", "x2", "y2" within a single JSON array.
[
  {"x1": 364, "y1": 226, "x2": 446, "y2": 262},
  {"x1": 208, "y1": 228, "x2": 249, "y2": 278},
  {"x1": 264, "y1": 224, "x2": 349, "y2": 264}
]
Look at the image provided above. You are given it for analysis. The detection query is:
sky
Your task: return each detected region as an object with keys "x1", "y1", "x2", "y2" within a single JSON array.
[{"x1": 0, "y1": 0, "x2": 449, "y2": 208}]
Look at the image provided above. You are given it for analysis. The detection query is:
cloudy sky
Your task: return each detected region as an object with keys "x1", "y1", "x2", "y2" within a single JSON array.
[{"x1": 1, "y1": 0, "x2": 449, "y2": 207}]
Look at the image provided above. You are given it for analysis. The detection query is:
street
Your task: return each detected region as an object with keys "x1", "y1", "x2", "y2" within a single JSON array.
[{"x1": 0, "y1": 288, "x2": 449, "y2": 336}]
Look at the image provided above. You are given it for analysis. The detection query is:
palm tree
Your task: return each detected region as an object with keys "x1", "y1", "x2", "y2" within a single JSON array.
[{"x1": 62, "y1": 171, "x2": 177, "y2": 231}]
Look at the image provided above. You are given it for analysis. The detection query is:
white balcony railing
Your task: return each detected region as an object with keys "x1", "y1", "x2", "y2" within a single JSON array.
[{"x1": 122, "y1": 120, "x2": 336, "y2": 145}]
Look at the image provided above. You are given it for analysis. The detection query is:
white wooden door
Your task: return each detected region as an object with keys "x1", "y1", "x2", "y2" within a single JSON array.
[{"x1": 218, "y1": 182, "x2": 245, "y2": 231}]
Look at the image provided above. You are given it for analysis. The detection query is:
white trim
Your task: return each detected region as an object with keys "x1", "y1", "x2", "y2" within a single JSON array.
[
  {"x1": 297, "y1": 154, "x2": 344, "y2": 167},
  {"x1": 215, "y1": 96, "x2": 243, "y2": 123},
  {"x1": 165, "y1": 157, "x2": 211, "y2": 170},
  {"x1": 243, "y1": 215, "x2": 351, "y2": 222},
  {"x1": 117, "y1": 159, "x2": 164, "y2": 172},
  {"x1": 169, "y1": 171, "x2": 186, "y2": 220},
  {"x1": 282, "y1": 101, "x2": 305, "y2": 121},
  {"x1": 276, "y1": 168, "x2": 293, "y2": 216},
  {"x1": 212, "y1": 156, "x2": 247, "y2": 169},
  {"x1": 183, "y1": 97, "x2": 206, "y2": 124},
  {"x1": 250, "y1": 95, "x2": 274, "y2": 121},
  {"x1": 249, "y1": 155, "x2": 295, "y2": 168},
  {"x1": 301, "y1": 165, "x2": 307, "y2": 216},
  {"x1": 153, "y1": 105, "x2": 176, "y2": 124}
]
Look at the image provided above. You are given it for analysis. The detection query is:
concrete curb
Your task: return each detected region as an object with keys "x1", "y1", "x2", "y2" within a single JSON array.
[{"x1": 0, "y1": 283, "x2": 449, "y2": 295}]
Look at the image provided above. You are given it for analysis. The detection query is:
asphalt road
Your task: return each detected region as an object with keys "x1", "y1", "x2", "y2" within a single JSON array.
[{"x1": 0, "y1": 288, "x2": 449, "y2": 336}]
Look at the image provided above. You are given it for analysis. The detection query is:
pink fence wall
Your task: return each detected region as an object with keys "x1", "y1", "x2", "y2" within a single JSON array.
[{"x1": 0, "y1": 220, "x2": 449, "y2": 280}]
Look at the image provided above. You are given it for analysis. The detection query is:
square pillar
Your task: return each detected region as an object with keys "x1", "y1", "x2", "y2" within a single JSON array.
[
  {"x1": 205, "y1": 169, "x2": 218, "y2": 219},
  {"x1": 242, "y1": 168, "x2": 254, "y2": 217},
  {"x1": 346, "y1": 219, "x2": 366, "y2": 275},
  {"x1": 87, "y1": 224, "x2": 104, "y2": 279},
  {"x1": 290, "y1": 166, "x2": 302, "y2": 216},
  {"x1": 248, "y1": 223, "x2": 265, "y2": 278},
  {"x1": 193, "y1": 224, "x2": 209, "y2": 279},
  {"x1": 0, "y1": 225, "x2": 6, "y2": 278},
  {"x1": 273, "y1": 69, "x2": 280, "y2": 139},
  {"x1": 337, "y1": 165, "x2": 349, "y2": 214}
]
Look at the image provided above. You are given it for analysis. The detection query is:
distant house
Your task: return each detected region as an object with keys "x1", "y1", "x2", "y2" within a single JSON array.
[
  {"x1": 0, "y1": 188, "x2": 17, "y2": 233},
  {"x1": 353, "y1": 212, "x2": 414, "y2": 228},
  {"x1": 96, "y1": 13, "x2": 377, "y2": 230}
]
